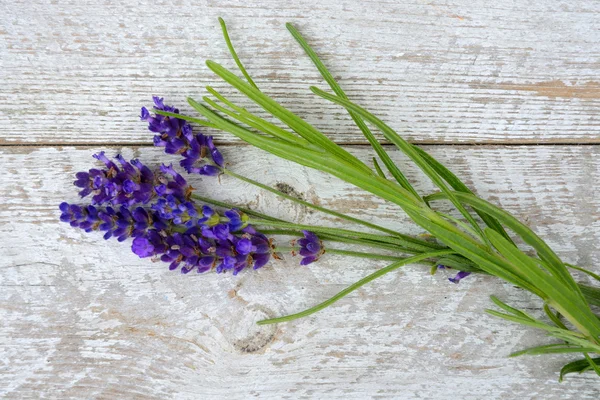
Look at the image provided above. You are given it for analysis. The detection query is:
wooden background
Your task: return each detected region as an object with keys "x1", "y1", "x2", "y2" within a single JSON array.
[{"x1": 1, "y1": 0, "x2": 599, "y2": 398}]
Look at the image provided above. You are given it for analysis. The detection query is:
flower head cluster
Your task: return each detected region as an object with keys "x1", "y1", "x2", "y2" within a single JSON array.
[
  {"x1": 61, "y1": 152, "x2": 286, "y2": 275},
  {"x1": 61, "y1": 149, "x2": 325, "y2": 275},
  {"x1": 141, "y1": 97, "x2": 224, "y2": 176}
]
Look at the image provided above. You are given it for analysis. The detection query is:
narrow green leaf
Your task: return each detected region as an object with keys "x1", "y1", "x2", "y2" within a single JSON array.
[
  {"x1": 566, "y1": 263, "x2": 600, "y2": 282},
  {"x1": 486, "y1": 310, "x2": 570, "y2": 337},
  {"x1": 544, "y1": 304, "x2": 569, "y2": 330},
  {"x1": 205, "y1": 60, "x2": 375, "y2": 175},
  {"x1": 489, "y1": 296, "x2": 534, "y2": 320},
  {"x1": 286, "y1": 22, "x2": 420, "y2": 198},
  {"x1": 372, "y1": 157, "x2": 386, "y2": 179},
  {"x1": 411, "y1": 145, "x2": 515, "y2": 246},
  {"x1": 578, "y1": 284, "x2": 600, "y2": 308},
  {"x1": 218, "y1": 17, "x2": 259, "y2": 90},
  {"x1": 310, "y1": 87, "x2": 489, "y2": 246},
  {"x1": 560, "y1": 356, "x2": 600, "y2": 382},
  {"x1": 438, "y1": 212, "x2": 483, "y2": 241},
  {"x1": 510, "y1": 344, "x2": 597, "y2": 357},
  {"x1": 257, "y1": 249, "x2": 454, "y2": 325},
  {"x1": 485, "y1": 227, "x2": 600, "y2": 339}
]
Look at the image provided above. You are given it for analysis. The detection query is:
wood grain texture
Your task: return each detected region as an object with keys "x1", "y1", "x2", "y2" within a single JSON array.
[
  {"x1": 1, "y1": 0, "x2": 600, "y2": 145},
  {"x1": 1, "y1": 145, "x2": 599, "y2": 399}
]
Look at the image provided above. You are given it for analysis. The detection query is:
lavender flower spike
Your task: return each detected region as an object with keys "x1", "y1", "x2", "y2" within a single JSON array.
[
  {"x1": 74, "y1": 153, "x2": 157, "y2": 206},
  {"x1": 141, "y1": 97, "x2": 224, "y2": 176},
  {"x1": 59, "y1": 203, "x2": 169, "y2": 242}
]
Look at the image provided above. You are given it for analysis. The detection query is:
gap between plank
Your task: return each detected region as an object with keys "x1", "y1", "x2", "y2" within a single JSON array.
[{"x1": 1, "y1": 141, "x2": 600, "y2": 148}]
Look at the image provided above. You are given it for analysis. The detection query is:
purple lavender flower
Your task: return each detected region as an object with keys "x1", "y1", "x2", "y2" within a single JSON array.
[
  {"x1": 132, "y1": 237, "x2": 156, "y2": 258},
  {"x1": 73, "y1": 169, "x2": 106, "y2": 199},
  {"x1": 201, "y1": 223, "x2": 231, "y2": 241},
  {"x1": 212, "y1": 233, "x2": 271, "y2": 275},
  {"x1": 297, "y1": 230, "x2": 323, "y2": 265},
  {"x1": 151, "y1": 195, "x2": 197, "y2": 227},
  {"x1": 198, "y1": 205, "x2": 220, "y2": 226},
  {"x1": 449, "y1": 271, "x2": 471, "y2": 284},
  {"x1": 141, "y1": 97, "x2": 224, "y2": 176},
  {"x1": 154, "y1": 163, "x2": 192, "y2": 201},
  {"x1": 247, "y1": 232, "x2": 272, "y2": 270},
  {"x1": 59, "y1": 202, "x2": 97, "y2": 229},
  {"x1": 224, "y1": 209, "x2": 249, "y2": 232},
  {"x1": 130, "y1": 229, "x2": 169, "y2": 259},
  {"x1": 132, "y1": 207, "x2": 168, "y2": 232}
]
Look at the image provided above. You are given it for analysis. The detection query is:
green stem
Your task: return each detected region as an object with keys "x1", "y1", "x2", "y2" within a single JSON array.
[
  {"x1": 261, "y1": 229, "x2": 409, "y2": 252},
  {"x1": 317, "y1": 233, "x2": 415, "y2": 252},
  {"x1": 262, "y1": 229, "x2": 474, "y2": 270},
  {"x1": 248, "y1": 218, "x2": 444, "y2": 253},
  {"x1": 153, "y1": 109, "x2": 218, "y2": 129},
  {"x1": 324, "y1": 248, "x2": 407, "y2": 262},
  {"x1": 191, "y1": 194, "x2": 447, "y2": 255},
  {"x1": 274, "y1": 245, "x2": 407, "y2": 262},
  {"x1": 219, "y1": 166, "x2": 407, "y2": 238},
  {"x1": 257, "y1": 249, "x2": 454, "y2": 325},
  {"x1": 190, "y1": 193, "x2": 284, "y2": 222}
]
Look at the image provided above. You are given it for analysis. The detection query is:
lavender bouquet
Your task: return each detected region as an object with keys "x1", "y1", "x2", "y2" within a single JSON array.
[{"x1": 60, "y1": 19, "x2": 600, "y2": 380}]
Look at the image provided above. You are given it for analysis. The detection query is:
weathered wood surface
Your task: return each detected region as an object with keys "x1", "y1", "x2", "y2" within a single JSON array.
[
  {"x1": 2, "y1": 0, "x2": 600, "y2": 145},
  {"x1": 1, "y1": 145, "x2": 600, "y2": 398},
  {"x1": 2, "y1": 0, "x2": 600, "y2": 398}
]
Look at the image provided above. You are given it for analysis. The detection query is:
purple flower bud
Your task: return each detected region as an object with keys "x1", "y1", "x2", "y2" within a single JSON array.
[
  {"x1": 140, "y1": 107, "x2": 150, "y2": 120},
  {"x1": 132, "y1": 237, "x2": 155, "y2": 258},
  {"x1": 197, "y1": 256, "x2": 215, "y2": 273},
  {"x1": 236, "y1": 238, "x2": 253, "y2": 255},
  {"x1": 217, "y1": 256, "x2": 236, "y2": 273},
  {"x1": 449, "y1": 271, "x2": 471, "y2": 284},
  {"x1": 123, "y1": 179, "x2": 139, "y2": 193},
  {"x1": 253, "y1": 253, "x2": 270, "y2": 270},
  {"x1": 224, "y1": 209, "x2": 248, "y2": 231},
  {"x1": 297, "y1": 230, "x2": 323, "y2": 266}
]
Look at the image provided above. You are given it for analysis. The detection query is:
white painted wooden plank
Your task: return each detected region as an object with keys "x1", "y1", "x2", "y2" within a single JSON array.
[
  {"x1": 1, "y1": 145, "x2": 599, "y2": 398},
  {"x1": 1, "y1": 0, "x2": 600, "y2": 145}
]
